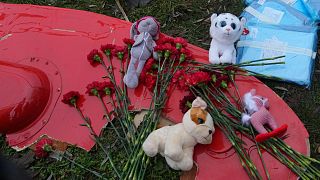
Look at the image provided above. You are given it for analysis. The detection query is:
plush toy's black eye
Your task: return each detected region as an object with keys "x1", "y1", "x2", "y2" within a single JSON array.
[
  {"x1": 198, "y1": 118, "x2": 205, "y2": 124},
  {"x1": 220, "y1": 21, "x2": 227, "y2": 27},
  {"x1": 231, "y1": 23, "x2": 237, "y2": 30}
]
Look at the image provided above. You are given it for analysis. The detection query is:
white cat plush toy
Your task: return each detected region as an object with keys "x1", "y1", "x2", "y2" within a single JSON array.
[
  {"x1": 209, "y1": 13, "x2": 246, "y2": 64},
  {"x1": 142, "y1": 97, "x2": 215, "y2": 171}
]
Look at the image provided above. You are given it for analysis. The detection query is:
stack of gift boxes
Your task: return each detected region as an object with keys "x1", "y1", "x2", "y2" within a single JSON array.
[{"x1": 237, "y1": 0, "x2": 319, "y2": 87}]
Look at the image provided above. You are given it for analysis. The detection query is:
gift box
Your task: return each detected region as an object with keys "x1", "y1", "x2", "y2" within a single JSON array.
[
  {"x1": 236, "y1": 23, "x2": 318, "y2": 87},
  {"x1": 242, "y1": 0, "x2": 314, "y2": 26},
  {"x1": 302, "y1": 0, "x2": 320, "y2": 21},
  {"x1": 244, "y1": 0, "x2": 311, "y2": 16}
]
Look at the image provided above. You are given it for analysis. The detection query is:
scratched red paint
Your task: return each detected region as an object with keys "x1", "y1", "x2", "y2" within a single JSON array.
[{"x1": 0, "y1": 3, "x2": 309, "y2": 179}]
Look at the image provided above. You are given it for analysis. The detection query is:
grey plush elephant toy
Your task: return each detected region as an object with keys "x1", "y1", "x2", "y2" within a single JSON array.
[{"x1": 123, "y1": 16, "x2": 160, "y2": 89}]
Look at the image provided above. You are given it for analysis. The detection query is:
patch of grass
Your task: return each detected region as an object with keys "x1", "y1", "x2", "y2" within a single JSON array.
[{"x1": 1, "y1": 0, "x2": 319, "y2": 178}]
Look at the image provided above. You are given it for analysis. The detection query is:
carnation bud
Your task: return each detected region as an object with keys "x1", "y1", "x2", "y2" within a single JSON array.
[
  {"x1": 104, "y1": 49, "x2": 111, "y2": 56},
  {"x1": 211, "y1": 74, "x2": 217, "y2": 83},
  {"x1": 179, "y1": 54, "x2": 186, "y2": 62},
  {"x1": 117, "y1": 52, "x2": 124, "y2": 60},
  {"x1": 43, "y1": 144, "x2": 53, "y2": 152},
  {"x1": 91, "y1": 88, "x2": 99, "y2": 96},
  {"x1": 164, "y1": 50, "x2": 171, "y2": 58},
  {"x1": 186, "y1": 101, "x2": 192, "y2": 108},
  {"x1": 176, "y1": 43, "x2": 182, "y2": 50},
  {"x1": 94, "y1": 55, "x2": 102, "y2": 62},
  {"x1": 151, "y1": 64, "x2": 158, "y2": 70},
  {"x1": 157, "y1": 51, "x2": 163, "y2": 58},
  {"x1": 70, "y1": 98, "x2": 77, "y2": 105},
  {"x1": 104, "y1": 88, "x2": 111, "y2": 95},
  {"x1": 221, "y1": 81, "x2": 228, "y2": 89}
]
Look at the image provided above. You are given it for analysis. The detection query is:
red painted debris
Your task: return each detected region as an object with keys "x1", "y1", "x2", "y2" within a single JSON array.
[{"x1": 0, "y1": 3, "x2": 309, "y2": 179}]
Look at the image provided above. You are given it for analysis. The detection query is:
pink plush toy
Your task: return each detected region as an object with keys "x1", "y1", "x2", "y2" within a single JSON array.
[{"x1": 242, "y1": 89, "x2": 288, "y2": 142}]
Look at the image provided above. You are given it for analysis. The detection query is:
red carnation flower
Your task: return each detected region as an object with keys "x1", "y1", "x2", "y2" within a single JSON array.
[
  {"x1": 162, "y1": 43, "x2": 175, "y2": 51},
  {"x1": 174, "y1": 37, "x2": 188, "y2": 50},
  {"x1": 156, "y1": 36, "x2": 174, "y2": 45},
  {"x1": 86, "y1": 81, "x2": 101, "y2": 96},
  {"x1": 145, "y1": 58, "x2": 158, "y2": 72},
  {"x1": 162, "y1": 43, "x2": 178, "y2": 58},
  {"x1": 35, "y1": 138, "x2": 53, "y2": 158},
  {"x1": 87, "y1": 49, "x2": 103, "y2": 67},
  {"x1": 144, "y1": 73, "x2": 157, "y2": 91},
  {"x1": 154, "y1": 45, "x2": 164, "y2": 58},
  {"x1": 112, "y1": 46, "x2": 126, "y2": 60},
  {"x1": 214, "y1": 75, "x2": 230, "y2": 89},
  {"x1": 86, "y1": 81, "x2": 114, "y2": 97},
  {"x1": 62, "y1": 91, "x2": 81, "y2": 106},
  {"x1": 179, "y1": 94, "x2": 196, "y2": 113},
  {"x1": 123, "y1": 38, "x2": 135, "y2": 49},
  {"x1": 154, "y1": 45, "x2": 164, "y2": 52},
  {"x1": 101, "y1": 44, "x2": 116, "y2": 57},
  {"x1": 186, "y1": 71, "x2": 211, "y2": 86},
  {"x1": 172, "y1": 70, "x2": 188, "y2": 90},
  {"x1": 99, "y1": 81, "x2": 115, "y2": 96},
  {"x1": 140, "y1": 70, "x2": 147, "y2": 83},
  {"x1": 179, "y1": 48, "x2": 193, "y2": 62}
]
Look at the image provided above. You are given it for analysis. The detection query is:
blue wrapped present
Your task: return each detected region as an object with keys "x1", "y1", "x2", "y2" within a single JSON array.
[
  {"x1": 242, "y1": 0, "x2": 314, "y2": 26},
  {"x1": 302, "y1": 0, "x2": 320, "y2": 21},
  {"x1": 244, "y1": 0, "x2": 311, "y2": 17},
  {"x1": 236, "y1": 23, "x2": 318, "y2": 87}
]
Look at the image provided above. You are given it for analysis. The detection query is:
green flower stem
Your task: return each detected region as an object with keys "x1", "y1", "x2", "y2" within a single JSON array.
[
  {"x1": 249, "y1": 126, "x2": 270, "y2": 180},
  {"x1": 123, "y1": 55, "x2": 183, "y2": 179},
  {"x1": 204, "y1": 84, "x2": 320, "y2": 179},
  {"x1": 239, "y1": 62, "x2": 285, "y2": 68},
  {"x1": 263, "y1": 143, "x2": 311, "y2": 179},
  {"x1": 97, "y1": 95, "x2": 130, "y2": 155},
  {"x1": 102, "y1": 56, "x2": 135, "y2": 141},
  {"x1": 272, "y1": 139, "x2": 320, "y2": 176},
  {"x1": 190, "y1": 87, "x2": 262, "y2": 179},
  {"x1": 237, "y1": 56, "x2": 285, "y2": 65},
  {"x1": 108, "y1": 96, "x2": 131, "y2": 139},
  {"x1": 63, "y1": 154, "x2": 106, "y2": 179},
  {"x1": 208, "y1": 90, "x2": 316, "y2": 178},
  {"x1": 123, "y1": 50, "x2": 130, "y2": 105},
  {"x1": 193, "y1": 55, "x2": 285, "y2": 69},
  {"x1": 120, "y1": 58, "x2": 125, "y2": 89},
  {"x1": 187, "y1": 63, "x2": 320, "y2": 179},
  {"x1": 74, "y1": 105, "x2": 121, "y2": 179},
  {"x1": 138, "y1": 154, "x2": 148, "y2": 179}
]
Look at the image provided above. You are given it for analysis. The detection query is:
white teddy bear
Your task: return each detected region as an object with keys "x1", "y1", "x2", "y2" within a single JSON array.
[
  {"x1": 142, "y1": 97, "x2": 215, "y2": 171},
  {"x1": 209, "y1": 13, "x2": 246, "y2": 64}
]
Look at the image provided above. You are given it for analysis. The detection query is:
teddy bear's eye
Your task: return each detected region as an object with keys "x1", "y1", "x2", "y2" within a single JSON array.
[
  {"x1": 220, "y1": 21, "x2": 227, "y2": 27},
  {"x1": 198, "y1": 118, "x2": 205, "y2": 124},
  {"x1": 231, "y1": 23, "x2": 237, "y2": 30}
]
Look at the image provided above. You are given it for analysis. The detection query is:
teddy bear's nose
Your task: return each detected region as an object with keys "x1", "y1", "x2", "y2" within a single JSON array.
[{"x1": 209, "y1": 130, "x2": 213, "y2": 134}]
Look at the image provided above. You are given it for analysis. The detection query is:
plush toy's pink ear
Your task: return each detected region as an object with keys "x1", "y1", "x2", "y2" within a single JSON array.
[{"x1": 192, "y1": 97, "x2": 207, "y2": 110}]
